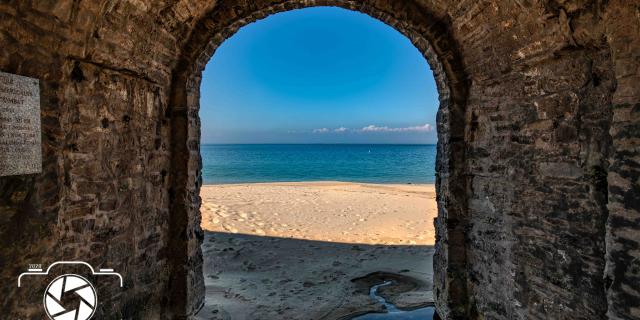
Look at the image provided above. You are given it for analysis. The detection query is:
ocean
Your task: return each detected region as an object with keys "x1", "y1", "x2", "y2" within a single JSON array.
[{"x1": 201, "y1": 144, "x2": 436, "y2": 184}]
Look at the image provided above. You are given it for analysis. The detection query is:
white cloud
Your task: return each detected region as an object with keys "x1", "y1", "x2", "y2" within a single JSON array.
[
  {"x1": 359, "y1": 123, "x2": 434, "y2": 133},
  {"x1": 312, "y1": 124, "x2": 434, "y2": 134}
]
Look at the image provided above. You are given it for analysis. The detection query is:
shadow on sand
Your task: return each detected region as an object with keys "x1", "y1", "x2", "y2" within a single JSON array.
[{"x1": 196, "y1": 231, "x2": 434, "y2": 320}]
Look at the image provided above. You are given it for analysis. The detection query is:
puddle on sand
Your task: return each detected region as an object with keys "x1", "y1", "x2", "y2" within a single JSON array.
[{"x1": 351, "y1": 281, "x2": 434, "y2": 320}]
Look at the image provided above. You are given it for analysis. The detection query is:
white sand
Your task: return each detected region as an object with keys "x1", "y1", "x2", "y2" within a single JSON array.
[{"x1": 200, "y1": 181, "x2": 437, "y2": 245}]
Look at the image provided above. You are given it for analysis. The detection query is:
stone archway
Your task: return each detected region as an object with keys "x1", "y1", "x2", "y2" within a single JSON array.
[
  {"x1": 3, "y1": 1, "x2": 638, "y2": 319},
  {"x1": 166, "y1": 1, "x2": 470, "y2": 318}
]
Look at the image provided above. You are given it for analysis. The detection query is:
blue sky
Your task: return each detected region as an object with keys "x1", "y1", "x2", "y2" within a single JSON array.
[{"x1": 200, "y1": 7, "x2": 439, "y2": 144}]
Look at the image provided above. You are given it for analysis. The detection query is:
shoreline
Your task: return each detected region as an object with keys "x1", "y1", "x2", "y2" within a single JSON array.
[{"x1": 201, "y1": 180, "x2": 435, "y2": 186}]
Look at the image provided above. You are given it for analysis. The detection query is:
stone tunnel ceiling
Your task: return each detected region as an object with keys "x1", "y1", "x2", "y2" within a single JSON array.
[{"x1": 0, "y1": 1, "x2": 638, "y2": 319}]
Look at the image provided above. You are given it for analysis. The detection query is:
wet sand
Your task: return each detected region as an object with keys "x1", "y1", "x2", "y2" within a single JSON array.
[{"x1": 197, "y1": 182, "x2": 436, "y2": 320}]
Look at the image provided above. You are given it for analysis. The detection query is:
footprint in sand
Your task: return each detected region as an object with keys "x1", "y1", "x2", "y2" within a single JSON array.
[{"x1": 222, "y1": 225, "x2": 238, "y2": 233}]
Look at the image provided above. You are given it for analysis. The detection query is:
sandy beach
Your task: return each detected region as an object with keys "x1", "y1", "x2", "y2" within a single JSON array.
[
  {"x1": 200, "y1": 182, "x2": 437, "y2": 245},
  {"x1": 198, "y1": 182, "x2": 437, "y2": 319}
]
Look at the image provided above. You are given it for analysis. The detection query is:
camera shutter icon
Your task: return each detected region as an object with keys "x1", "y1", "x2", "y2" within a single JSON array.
[{"x1": 43, "y1": 274, "x2": 97, "y2": 320}]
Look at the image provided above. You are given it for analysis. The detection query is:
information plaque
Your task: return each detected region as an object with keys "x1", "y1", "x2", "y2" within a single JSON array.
[{"x1": 0, "y1": 71, "x2": 41, "y2": 176}]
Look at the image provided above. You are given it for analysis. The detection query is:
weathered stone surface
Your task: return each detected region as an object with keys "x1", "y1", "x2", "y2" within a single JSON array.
[
  {"x1": 603, "y1": 1, "x2": 640, "y2": 319},
  {"x1": 0, "y1": 1, "x2": 638, "y2": 319}
]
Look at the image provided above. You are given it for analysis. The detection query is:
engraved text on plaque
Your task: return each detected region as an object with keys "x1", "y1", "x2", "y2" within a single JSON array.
[{"x1": 0, "y1": 71, "x2": 41, "y2": 176}]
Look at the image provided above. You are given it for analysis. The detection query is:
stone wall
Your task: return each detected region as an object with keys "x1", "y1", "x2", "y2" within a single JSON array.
[
  {"x1": 457, "y1": 2, "x2": 614, "y2": 318},
  {"x1": 0, "y1": 1, "x2": 184, "y2": 318},
  {"x1": 0, "y1": 1, "x2": 638, "y2": 319},
  {"x1": 603, "y1": 1, "x2": 640, "y2": 319}
]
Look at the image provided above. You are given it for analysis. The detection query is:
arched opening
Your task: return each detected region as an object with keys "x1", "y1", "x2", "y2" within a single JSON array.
[
  {"x1": 198, "y1": 7, "x2": 438, "y2": 318},
  {"x1": 167, "y1": 1, "x2": 469, "y2": 318}
]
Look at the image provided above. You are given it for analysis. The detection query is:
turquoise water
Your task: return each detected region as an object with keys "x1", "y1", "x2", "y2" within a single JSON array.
[{"x1": 201, "y1": 144, "x2": 436, "y2": 184}]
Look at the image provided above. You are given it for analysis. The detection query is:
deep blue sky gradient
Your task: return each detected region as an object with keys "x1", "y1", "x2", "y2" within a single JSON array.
[{"x1": 200, "y1": 7, "x2": 439, "y2": 144}]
